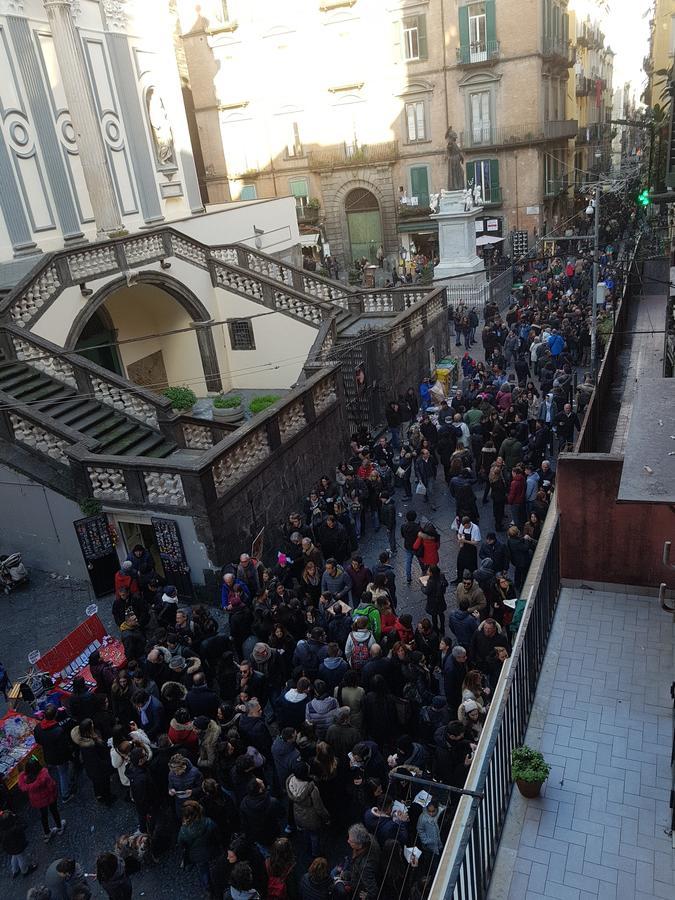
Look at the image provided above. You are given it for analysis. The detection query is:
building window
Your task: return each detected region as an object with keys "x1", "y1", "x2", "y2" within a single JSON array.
[
  {"x1": 402, "y1": 15, "x2": 428, "y2": 61},
  {"x1": 458, "y1": 0, "x2": 497, "y2": 64},
  {"x1": 228, "y1": 319, "x2": 255, "y2": 350},
  {"x1": 470, "y1": 90, "x2": 491, "y2": 144},
  {"x1": 238, "y1": 185, "x2": 257, "y2": 200},
  {"x1": 289, "y1": 176, "x2": 309, "y2": 212},
  {"x1": 405, "y1": 100, "x2": 427, "y2": 142},
  {"x1": 466, "y1": 158, "x2": 500, "y2": 204}
]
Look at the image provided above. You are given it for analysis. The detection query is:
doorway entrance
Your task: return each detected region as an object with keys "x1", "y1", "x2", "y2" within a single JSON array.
[
  {"x1": 75, "y1": 309, "x2": 124, "y2": 375},
  {"x1": 118, "y1": 521, "x2": 164, "y2": 578},
  {"x1": 346, "y1": 188, "x2": 382, "y2": 264}
]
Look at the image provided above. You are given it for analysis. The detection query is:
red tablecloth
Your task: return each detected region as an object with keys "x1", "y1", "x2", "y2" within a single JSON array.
[{"x1": 38, "y1": 615, "x2": 126, "y2": 695}]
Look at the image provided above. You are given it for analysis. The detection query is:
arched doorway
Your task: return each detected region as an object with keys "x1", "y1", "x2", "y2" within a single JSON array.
[
  {"x1": 346, "y1": 188, "x2": 382, "y2": 264},
  {"x1": 75, "y1": 308, "x2": 124, "y2": 376},
  {"x1": 67, "y1": 273, "x2": 222, "y2": 394}
]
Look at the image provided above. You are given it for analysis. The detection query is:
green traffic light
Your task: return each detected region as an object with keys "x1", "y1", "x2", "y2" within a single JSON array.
[{"x1": 637, "y1": 189, "x2": 650, "y2": 207}]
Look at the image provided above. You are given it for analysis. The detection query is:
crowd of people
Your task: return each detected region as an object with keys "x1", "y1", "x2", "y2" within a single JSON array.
[{"x1": 1, "y1": 241, "x2": 620, "y2": 900}]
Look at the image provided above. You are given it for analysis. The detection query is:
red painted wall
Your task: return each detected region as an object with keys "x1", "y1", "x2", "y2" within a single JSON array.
[{"x1": 556, "y1": 455, "x2": 675, "y2": 588}]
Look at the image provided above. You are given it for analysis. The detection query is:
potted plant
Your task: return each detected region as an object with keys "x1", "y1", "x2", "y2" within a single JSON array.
[
  {"x1": 249, "y1": 394, "x2": 281, "y2": 415},
  {"x1": 511, "y1": 745, "x2": 551, "y2": 798},
  {"x1": 212, "y1": 395, "x2": 245, "y2": 423},
  {"x1": 163, "y1": 385, "x2": 197, "y2": 414}
]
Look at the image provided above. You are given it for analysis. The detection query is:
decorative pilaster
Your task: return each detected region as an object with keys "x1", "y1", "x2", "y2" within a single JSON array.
[{"x1": 41, "y1": 0, "x2": 122, "y2": 235}]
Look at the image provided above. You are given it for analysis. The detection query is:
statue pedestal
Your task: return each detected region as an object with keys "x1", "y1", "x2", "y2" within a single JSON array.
[{"x1": 431, "y1": 190, "x2": 486, "y2": 288}]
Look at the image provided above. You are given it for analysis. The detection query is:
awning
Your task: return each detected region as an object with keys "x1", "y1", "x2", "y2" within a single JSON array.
[
  {"x1": 299, "y1": 234, "x2": 321, "y2": 247},
  {"x1": 397, "y1": 221, "x2": 439, "y2": 234},
  {"x1": 476, "y1": 235, "x2": 504, "y2": 246}
]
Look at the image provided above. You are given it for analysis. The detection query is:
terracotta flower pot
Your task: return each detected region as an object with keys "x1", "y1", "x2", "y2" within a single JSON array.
[{"x1": 516, "y1": 778, "x2": 544, "y2": 799}]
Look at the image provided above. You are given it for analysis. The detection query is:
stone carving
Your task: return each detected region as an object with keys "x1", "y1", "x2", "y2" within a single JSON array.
[
  {"x1": 212, "y1": 429, "x2": 270, "y2": 498},
  {"x1": 274, "y1": 290, "x2": 323, "y2": 324},
  {"x1": 12, "y1": 337, "x2": 78, "y2": 389},
  {"x1": 101, "y1": 0, "x2": 128, "y2": 33},
  {"x1": 9, "y1": 415, "x2": 69, "y2": 465},
  {"x1": 182, "y1": 423, "x2": 214, "y2": 450},
  {"x1": 445, "y1": 126, "x2": 464, "y2": 191},
  {"x1": 143, "y1": 471, "x2": 186, "y2": 506},
  {"x1": 246, "y1": 252, "x2": 293, "y2": 286},
  {"x1": 123, "y1": 234, "x2": 165, "y2": 265},
  {"x1": 214, "y1": 266, "x2": 264, "y2": 300},
  {"x1": 463, "y1": 187, "x2": 474, "y2": 211},
  {"x1": 10, "y1": 264, "x2": 62, "y2": 326},
  {"x1": 68, "y1": 246, "x2": 117, "y2": 282},
  {"x1": 278, "y1": 399, "x2": 306, "y2": 442},
  {"x1": 90, "y1": 377, "x2": 159, "y2": 428},
  {"x1": 473, "y1": 183, "x2": 483, "y2": 207},
  {"x1": 88, "y1": 466, "x2": 129, "y2": 501},
  {"x1": 146, "y1": 87, "x2": 176, "y2": 169},
  {"x1": 211, "y1": 247, "x2": 239, "y2": 265},
  {"x1": 172, "y1": 235, "x2": 208, "y2": 268},
  {"x1": 313, "y1": 375, "x2": 338, "y2": 414}
]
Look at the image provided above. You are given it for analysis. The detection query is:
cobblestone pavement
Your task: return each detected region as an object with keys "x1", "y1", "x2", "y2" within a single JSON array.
[{"x1": 487, "y1": 587, "x2": 675, "y2": 900}]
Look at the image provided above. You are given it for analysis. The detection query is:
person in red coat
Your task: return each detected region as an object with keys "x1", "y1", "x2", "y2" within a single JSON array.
[
  {"x1": 507, "y1": 466, "x2": 526, "y2": 529},
  {"x1": 114, "y1": 560, "x2": 140, "y2": 598},
  {"x1": 18, "y1": 757, "x2": 65, "y2": 840},
  {"x1": 412, "y1": 524, "x2": 441, "y2": 574}
]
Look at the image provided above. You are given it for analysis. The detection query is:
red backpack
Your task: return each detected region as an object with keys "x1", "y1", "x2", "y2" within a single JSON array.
[
  {"x1": 350, "y1": 636, "x2": 371, "y2": 671},
  {"x1": 266, "y1": 861, "x2": 290, "y2": 898}
]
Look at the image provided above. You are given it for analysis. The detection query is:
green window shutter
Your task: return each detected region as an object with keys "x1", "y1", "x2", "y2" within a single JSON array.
[
  {"x1": 459, "y1": 5, "x2": 470, "y2": 48},
  {"x1": 289, "y1": 178, "x2": 308, "y2": 198},
  {"x1": 466, "y1": 161, "x2": 475, "y2": 185},
  {"x1": 417, "y1": 15, "x2": 428, "y2": 59},
  {"x1": 489, "y1": 159, "x2": 500, "y2": 196},
  {"x1": 485, "y1": 0, "x2": 497, "y2": 44},
  {"x1": 410, "y1": 166, "x2": 429, "y2": 201}
]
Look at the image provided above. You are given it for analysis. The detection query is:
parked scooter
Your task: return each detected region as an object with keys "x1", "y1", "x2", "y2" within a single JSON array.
[{"x1": 0, "y1": 553, "x2": 29, "y2": 594}]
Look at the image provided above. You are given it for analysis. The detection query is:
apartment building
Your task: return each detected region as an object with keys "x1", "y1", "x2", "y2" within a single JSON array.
[
  {"x1": 177, "y1": 0, "x2": 578, "y2": 265},
  {"x1": 569, "y1": 13, "x2": 614, "y2": 190}
]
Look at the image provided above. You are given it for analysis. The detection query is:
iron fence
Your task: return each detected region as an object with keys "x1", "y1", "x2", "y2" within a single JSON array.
[{"x1": 429, "y1": 514, "x2": 561, "y2": 900}]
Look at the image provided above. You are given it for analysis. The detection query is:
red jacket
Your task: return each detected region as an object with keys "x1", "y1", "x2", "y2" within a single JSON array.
[
  {"x1": 413, "y1": 535, "x2": 440, "y2": 567},
  {"x1": 18, "y1": 767, "x2": 57, "y2": 808},
  {"x1": 114, "y1": 570, "x2": 139, "y2": 597},
  {"x1": 380, "y1": 611, "x2": 399, "y2": 635},
  {"x1": 507, "y1": 473, "x2": 526, "y2": 506}
]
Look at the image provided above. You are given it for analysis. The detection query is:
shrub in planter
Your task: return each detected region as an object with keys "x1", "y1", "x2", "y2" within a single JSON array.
[
  {"x1": 249, "y1": 394, "x2": 281, "y2": 415},
  {"x1": 212, "y1": 395, "x2": 245, "y2": 422},
  {"x1": 163, "y1": 385, "x2": 197, "y2": 412},
  {"x1": 511, "y1": 745, "x2": 551, "y2": 798}
]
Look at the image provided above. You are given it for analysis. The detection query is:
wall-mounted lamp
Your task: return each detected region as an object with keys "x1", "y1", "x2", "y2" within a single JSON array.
[
  {"x1": 80, "y1": 282, "x2": 93, "y2": 297},
  {"x1": 160, "y1": 258, "x2": 171, "y2": 270},
  {"x1": 254, "y1": 226, "x2": 264, "y2": 250}
]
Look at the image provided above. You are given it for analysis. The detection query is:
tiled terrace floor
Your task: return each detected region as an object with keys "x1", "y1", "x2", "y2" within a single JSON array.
[{"x1": 488, "y1": 586, "x2": 675, "y2": 900}]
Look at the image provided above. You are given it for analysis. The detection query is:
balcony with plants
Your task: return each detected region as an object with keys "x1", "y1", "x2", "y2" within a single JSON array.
[
  {"x1": 307, "y1": 141, "x2": 398, "y2": 171},
  {"x1": 296, "y1": 198, "x2": 321, "y2": 225}
]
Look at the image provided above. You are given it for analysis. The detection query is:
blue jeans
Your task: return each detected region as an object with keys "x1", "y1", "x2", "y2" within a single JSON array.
[
  {"x1": 50, "y1": 762, "x2": 72, "y2": 799},
  {"x1": 371, "y1": 509, "x2": 380, "y2": 531},
  {"x1": 404, "y1": 549, "x2": 415, "y2": 583}
]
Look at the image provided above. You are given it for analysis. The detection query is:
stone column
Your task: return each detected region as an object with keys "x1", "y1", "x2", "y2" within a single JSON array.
[{"x1": 42, "y1": 0, "x2": 122, "y2": 235}]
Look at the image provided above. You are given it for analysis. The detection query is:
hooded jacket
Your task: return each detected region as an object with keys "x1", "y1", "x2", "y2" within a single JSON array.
[
  {"x1": 271, "y1": 736, "x2": 301, "y2": 787},
  {"x1": 318, "y1": 655, "x2": 348, "y2": 691},
  {"x1": 456, "y1": 580, "x2": 487, "y2": 617},
  {"x1": 278, "y1": 688, "x2": 310, "y2": 729},
  {"x1": 178, "y1": 816, "x2": 218, "y2": 864},
  {"x1": 33, "y1": 718, "x2": 72, "y2": 766},
  {"x1": 285, "y1": 774, "x2": 330, "y2": 831},
  {"x1": 98, "y1": 854, "x2": 133, "y2": 900},
  {"x1": 305, "y1": 694, "x2": 339, "y2": 739},
  {"x1": 344, "y1": 629, "x2": 375, "y2": 665},
  {"x1": 447, "y1": 608, "x2": 479, "y2": 647},
  {"x1": 197, "y1": 719, "x2": 222, "y2": 769},
  {"x1": 18, "y1": 766, "x2": 57, "y2": 808}
]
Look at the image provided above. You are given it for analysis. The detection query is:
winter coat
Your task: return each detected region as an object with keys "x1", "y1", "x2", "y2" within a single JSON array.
[
  {"x1": 168, "y1": 760, "x2": 203, "y2": 812},
  {"x1": 498, "y1": 437, "x2": 523, "y2": 470},
  {"x1": 292, "y1": 639, "x2": 328, "y2": 678},
  {"x1": 178, "y1": 816, "x2": 219, "y2": 864},
  {"x1": 186, "y1": 684, "x2": 219, "y2": 720},
  {"x1": 0, "y1": 813, "x2": 28, "y2": 855},
  {"x1": 334, "y1": 684, "x2": 365, "y2": 733},
  {"x1": 33, "y1": 719, "x2": 72, "y2": 766},
  {"x1": 271, "y1": 736, "x2": 301, "y2": 788},
  {"x1": 413, "y1": 534, "x2": 440, "y2": 568},
  {"x1": 168, "y1": 718, "x2": 200, "y2": 758},
  {"x1": 400, "y1": 520, "x2": 420, "y2": 551},
  {"x1": 456, "y1": 581, "x2": 487, "y2": 617},
  {"x1": 285, "y1": 775, "x2": 330, "y2": 831},
  {"x1": 470, "y1": 622, "x2": 509, "y2": 670},
  {"x1": 278, "y1": 688, "x2": 311, "y2": 729},
  {"x1": 305, "y1": 695, "x2": 340, "y2": 739},
  {"x1": 240, "y1": 790, "x2": 282, "y2": 846},
  {"x1": 423, "y1": 572, "x2": 448, "y2": 614},
  {"x1": 119, "y1": 623, "x2": 146, "y2": 663},
  {"x1": 318, "y1": 655, "x2": 348, "y2": 691},
  {"x1": 417, "y1": 809, "x2": 443, "y2": 854},
  {"x1": 70, "y1": 726, "x2": 113, "y2": 782},
  {"x1": 299, "y1": 872, "x2": 334, "y2": 900},
  {"x1": 479, "y1": 539, "x2": 510, "y2": 574},
  {"x1": 109, "y1": 729, "x2": 152, "y2": 786},
  {"x1": 344, "y1": 838, "x2": 381, "y2": 900},
  {"x1": 344, "y1": 629, "x2": 375, "y2": 666},
  {"x1": 447, "y1": 609, "x2": 478, "y2": 646},
  {"x1": 348, "y1": 564, "x2": 372, "y2": 602},
  {"x1": 18, "y1": 767, "x2": 57, "y2": 809},
  {"x1": 507, "y1": 473, "x2": 526, "y2": 506},
  {"x1": 197, "y1": 720, "x2": 222, "y2": 769},
  {"x1": 320, "y1": 566, "x2": 352, "y2": 603},
  {"x1": 45, "y1": 859, "x2": 86, "y2": 900},
  {"x1": 98, "y1": 855, "x2": 133, "y2": 900}
]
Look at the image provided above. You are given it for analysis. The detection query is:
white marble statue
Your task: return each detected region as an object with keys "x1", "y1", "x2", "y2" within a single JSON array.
[{"x1": 473, "y1": 184, "x2": 483, "y2": 207}]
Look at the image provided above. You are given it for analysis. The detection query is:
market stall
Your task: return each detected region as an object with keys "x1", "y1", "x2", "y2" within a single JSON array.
[
  {"x1": 0, "y1": 712, "x2": 42, "y2": 789},
  {"x1": 38, "y1": 614, "x2": 125, "y2": 696}
]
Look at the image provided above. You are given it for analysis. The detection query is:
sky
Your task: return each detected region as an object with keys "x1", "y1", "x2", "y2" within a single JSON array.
[{"x1": 570, "y1": 0, "x2": 653, "y2": 101}]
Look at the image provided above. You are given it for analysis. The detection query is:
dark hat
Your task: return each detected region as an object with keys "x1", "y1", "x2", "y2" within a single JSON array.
[
  {"x1": 193, "y1": 716, "x2": 210, "y2": 731},
  {"x1": 164, "y1": 585, "x2": 177, "y2": 597}
]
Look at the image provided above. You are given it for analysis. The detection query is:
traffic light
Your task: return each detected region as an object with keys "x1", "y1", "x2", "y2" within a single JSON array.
[{"x1": 637, "y1": 188, "x2": 650, "y2": 207}]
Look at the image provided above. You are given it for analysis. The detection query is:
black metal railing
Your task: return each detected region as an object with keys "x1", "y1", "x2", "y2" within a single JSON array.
[
  {"x1": 429, "y1": 513, "x2": 561, "y2": 900},
  {"x1": 456, "y1": 40, "x2": 500, "y2": 65}
]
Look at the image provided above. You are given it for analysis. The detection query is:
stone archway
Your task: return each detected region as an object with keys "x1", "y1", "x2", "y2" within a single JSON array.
[
  {"x1": 321, "y1": 173, "x2": 397, "y2": 266},
  {"x1": 66, "y1": 271, "x2": 222, "y2": 392}
]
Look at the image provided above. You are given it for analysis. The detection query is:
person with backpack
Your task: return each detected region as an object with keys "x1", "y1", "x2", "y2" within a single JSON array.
[
  {"x1": 344, "y1": 618, "x2": 375, "y2": 673},
  {"x1": 265, "y1": 837, "x2": 297, "y2": 899},
  {"x1": 351, "y1": 596, "x2": 381, "y2": 642},
  {"x1": 286, "y1": 762, "x2": 330, "y2": 858}
]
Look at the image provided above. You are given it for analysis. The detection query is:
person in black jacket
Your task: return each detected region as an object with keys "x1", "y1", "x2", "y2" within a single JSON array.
[
  {"x1": 185, "y1": 673, "x2": 219, "y2": 720},
  {"x1": 0, "y1": 809, "x2": 36, "y2": 876},
  {"x1": 68, "y1": 676, "x2": 105, "y2": 724},
  {"x1": 433, "y1": 722, "x2": 473, "y2": 789},
  {"x1": 126, "y1": 747, "x2": 156, "y2": 835},
  {"x1": 401, "y1": 510, "x2": 421, "y2": 585},
  {"x1": 422, "y1": 565, "x2": 448, "y2": 634},
  {"x1": 33, "y1": 705, "x2": 74, "y2": 802},
  {"x1": 442, "y1": 646, "x2": 468, "y2": 720},
  {"x1": 479, "y1": 532, "x2": 510, "y2": 574}
]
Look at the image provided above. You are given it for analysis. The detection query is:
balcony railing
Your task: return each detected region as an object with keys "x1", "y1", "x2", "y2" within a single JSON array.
[
  {"x1": 576, "y1": 122, "x2": 611, "y2": 144},
  {"x1": 459, "y1": 119, "x2": 577, "y2": 149},
  {"x1": 544, "y1": 176, "x2": 569, "y2": 196},
  {"x1": 296, "y1": 205, "x2": 320, "y2": 225},
  {"x1": 542, "y1": 36, "x2": 575, "y2": 65},
  {"x1": 398, "y1": 193, "x2": 431, "y2": 217},
  {"x1": 307, "y1": 141, "x2": 398, "y2": 170},
  {"x1": 482, "y1": 185, "x2": 503, "y2": 205},
  {"x1": 456, "y1": 40, "x2": 500, "y2": 65}
]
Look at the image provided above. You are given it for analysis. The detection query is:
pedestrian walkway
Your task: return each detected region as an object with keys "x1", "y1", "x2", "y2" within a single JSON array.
[{"x1": 488, "y1": 586, "x2": 675, "y2": 900}]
